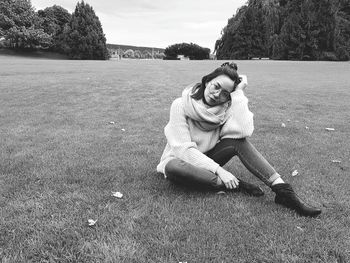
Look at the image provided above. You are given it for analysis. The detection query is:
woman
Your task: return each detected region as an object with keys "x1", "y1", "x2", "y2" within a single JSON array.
[{"x1": 157, "y1": 62, "x2": 321, "y2": 217}]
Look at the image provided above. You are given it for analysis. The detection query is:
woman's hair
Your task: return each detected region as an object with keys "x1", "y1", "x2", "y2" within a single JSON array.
[{"x1": 191, "y1": 62, "x2": 241, "y2": 101}]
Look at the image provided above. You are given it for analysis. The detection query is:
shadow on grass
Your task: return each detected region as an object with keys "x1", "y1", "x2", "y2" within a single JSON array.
[{"x1": 0, "y1": 48, "x2": 68, "y2": 60}]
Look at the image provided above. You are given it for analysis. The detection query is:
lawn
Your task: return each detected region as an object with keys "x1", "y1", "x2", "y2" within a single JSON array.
[{"x1": 0, "y1": 55, "x2": 349, "y2": 263}]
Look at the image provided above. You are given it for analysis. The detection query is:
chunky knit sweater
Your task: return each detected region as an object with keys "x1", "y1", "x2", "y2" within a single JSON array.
[{"x1": 156, "y1": 86, "x2": 254, "y2": 176}]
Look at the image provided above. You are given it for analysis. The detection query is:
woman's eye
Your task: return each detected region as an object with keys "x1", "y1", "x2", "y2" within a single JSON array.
[{"x1": 222, "y1": 91, "x2": 230, "y2": 100}]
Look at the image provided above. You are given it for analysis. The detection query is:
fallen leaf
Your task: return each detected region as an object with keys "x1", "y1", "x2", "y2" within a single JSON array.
[
  {"x1": 109, "y1": 121, "x2": 115, "y2": 124},
  {"x1": 325, "y1": 128, "x2": 335, "y2": 131},
  {"x1": 112, "y1": 191, "x2": 123, "y2": 198},
  {"x1": 216, "y1": 191, "x2": 226, "y2": 195},
  {"x1": 292, "y1": 170, "x2": 298, "y2": 176},
  {"x1": 88, "y1": 219, "x2": 97, "y2": 226},
  {"x1": 281, "y1": 123, "x2": 286, "y2": 128},
  {"x1": 305, "y1": 126, "x2": 309, "y2": 129},
  {"x1": 121, "y1": 128, "x2": 125, "y2": 131},
  {"x1": 331, "y1": 160, "x2": 341, "y2": 163},
  {"x1": 296, "y1": 226, "x2": 304, "y2": 231}
]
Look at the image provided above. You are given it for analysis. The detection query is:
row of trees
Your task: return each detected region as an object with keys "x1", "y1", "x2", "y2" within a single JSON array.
[
  {"x1": 164, "y1": 43, "x2": 210, "y2": 60},
  {"x1": 215, "y1": 0, "x2": 350, "y2": 61},
  {"x1": 119, "y1": 49, "x2": 164, "y2": 59},
  {"x1": 0, "y1": 0, "x2": 109, "y2": 59},
  {"x1": 107, "y1": 44, "x2": 165, "y2": 59}
]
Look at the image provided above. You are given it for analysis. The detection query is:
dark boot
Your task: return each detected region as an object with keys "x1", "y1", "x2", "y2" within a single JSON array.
[
  {"x1": 235, "y1": 179, "x2": 264, "y2": 197},
  {"x1": 271, "y1": 183, "x2": 321, "y2": 217}
]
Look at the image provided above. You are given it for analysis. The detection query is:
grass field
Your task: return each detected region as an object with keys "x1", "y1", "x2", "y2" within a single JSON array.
[{"x1": 0, "y1": 55, "x2": 349, "y2": 263}]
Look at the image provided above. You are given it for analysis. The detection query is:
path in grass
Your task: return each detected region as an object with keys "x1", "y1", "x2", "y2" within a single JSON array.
[{"x1": 1, "y1": 55, "x2": 349, "y2": 262}]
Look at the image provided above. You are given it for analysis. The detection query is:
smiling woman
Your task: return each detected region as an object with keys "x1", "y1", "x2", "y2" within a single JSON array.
[
  {"x1": 203, "y1": 75, "x2": 235, "y2": 106},
  {"x1": 157, "y1": 61, "x2": 322, "y2": 217}
]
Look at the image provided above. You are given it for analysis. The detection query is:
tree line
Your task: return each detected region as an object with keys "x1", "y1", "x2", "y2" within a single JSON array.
[
  {"x1": 107, "y1": 44, "x2": 165, "y2": 59},
  {"x1": 215, "y1": 0, "x2": 350, "y2": 61},
  {"x1": 0, "y1": 0, "x2": 109, "y2": 60}
]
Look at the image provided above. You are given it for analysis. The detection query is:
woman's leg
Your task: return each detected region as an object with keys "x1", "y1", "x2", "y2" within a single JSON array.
[
  {"x1": 165, "y1": 158, "x2": 263, "y2": 196},
  {"x1": 206, "y1": 138, "x2": 279, "y2": 186},
  {"x1": 164, "y1": 140, "x2": 265, "y2": 196},
  {"x1": 164, "y1": 158, "x2": 222, "y2": 190},
  {"x1": 206, "y1": 138, "x2": 321, "y2": 216}
]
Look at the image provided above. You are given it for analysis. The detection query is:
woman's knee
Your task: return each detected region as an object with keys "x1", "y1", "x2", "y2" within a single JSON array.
[
  {"x1": 164, "y1": 158, "x2": 186, "y2": 177},
  {"x1": 215, "y1": 138, "x2": 248, "y2": 155}
]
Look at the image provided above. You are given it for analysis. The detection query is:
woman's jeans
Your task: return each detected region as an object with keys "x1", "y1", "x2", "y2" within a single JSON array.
[{"x1": 164, "y1": 138, "x2": 280, "y2": 189}]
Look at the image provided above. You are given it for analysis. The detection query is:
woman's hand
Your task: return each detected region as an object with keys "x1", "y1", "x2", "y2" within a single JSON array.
[
  {"x1": 216, "y1": 167, "x2": 239, "y2": 189},
  {"x1": 236, "y1": 75, "x2": 248, "y2": 91}
]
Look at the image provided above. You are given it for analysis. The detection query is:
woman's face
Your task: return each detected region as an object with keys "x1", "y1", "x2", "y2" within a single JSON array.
[{"x1": 204, "y1": 75, "x2": 235, "y2": 106}]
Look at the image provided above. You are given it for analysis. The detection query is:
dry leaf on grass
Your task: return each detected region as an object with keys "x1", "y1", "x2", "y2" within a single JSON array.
[
  {"x1": 112, "y1": 191, "x2": 123, "y2": 198},
  {"x1": 325, "y1": 128, "x2": 335, "y2": 131},
  {"x1": 292, "y1": 170, "x2": 299, "y2": 176},
  {"x1": 331, "y1": 160, "x2": 341, "y2": 163},
  {"x1": 281, "y1": 123, "x2": 286, "y2": 127},
  {"x1": 296, "y1": 226, "x2": 304, "y2": 231},
  {"x1": 109, "y1": 121, "x2": 115, "y2": 124},
  {"x1": 88, "y1": 219, "x2": 97, "y2": 226},
  {"x1": 121, "y1": 128, "x2": 125, "y2": 131}
]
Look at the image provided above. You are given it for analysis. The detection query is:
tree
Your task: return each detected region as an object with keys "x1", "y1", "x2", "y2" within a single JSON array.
[
  {"x1": 6, "y1": 26, "x2": 51, "y2": 49},
  {"x1": 63, "y1": 1, "x2": 109, "y2": 60},
  {"x1": 215, "y1": 6, "x2": 250, "y2": 59},
  {"x1": 123, "y1": 49, "x2": 134, "y2": 58},
  {"x1": 142, "y1": 50, "x2": 152, "y2": 59},
  {"x1": 134, "y1": 49, "x2": 142, "y2": 58},
  {"x1": 334, "y1": 0, "x2": 350, "y2": 60},
  {"x1": 215, "y1": 0, "x2": 350, "y2": 61},
  {"x1": 154, "y1": 52, "x2": 165, "y2": 59},
  {"x1": 37, "y1": 5, "x2": 71, "y2": 52},
  {"x1": 0, "y1": 0, "x2": 51, "y2": 49},
  {"x1": 164, "y1": 43, "x2": 210, "y2": 60}
]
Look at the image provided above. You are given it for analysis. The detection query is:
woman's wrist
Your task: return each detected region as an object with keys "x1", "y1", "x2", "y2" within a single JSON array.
[{"x1": 216, "y1": 166, "x2": 224, "y2": 175}]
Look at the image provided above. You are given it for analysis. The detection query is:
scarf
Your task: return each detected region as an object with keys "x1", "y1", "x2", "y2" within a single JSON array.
[{"x1": 181, "y1": 84, "x2": 231, "y2": 131}]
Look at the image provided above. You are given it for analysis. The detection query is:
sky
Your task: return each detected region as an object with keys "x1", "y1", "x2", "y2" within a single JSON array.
[{"x1": 30, "y1": 0, "x2": 247, "y2": 52}]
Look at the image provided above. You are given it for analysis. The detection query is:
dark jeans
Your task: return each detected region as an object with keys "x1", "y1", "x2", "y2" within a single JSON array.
[{"x1": 164, "y1": 138, "x2": 279, "y2": 189}]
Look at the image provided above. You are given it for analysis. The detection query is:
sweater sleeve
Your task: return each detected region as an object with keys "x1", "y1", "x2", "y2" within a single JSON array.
[
  {"x1": 164, "y1": 98, "x2": 220, "y2": 173},
  {"x1": 220, "y1": 90, "x2": 254, "y2": 139}
]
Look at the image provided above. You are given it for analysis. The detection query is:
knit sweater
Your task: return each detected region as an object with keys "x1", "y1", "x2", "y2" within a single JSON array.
[{"x1": 156, "y1": 86, "x2": 254, "y2": 176}]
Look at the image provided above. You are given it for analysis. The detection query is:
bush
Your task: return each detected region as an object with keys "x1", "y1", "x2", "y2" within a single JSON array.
[{"x1": 164, "y1": 43, "x2": 210, "y2": 60}]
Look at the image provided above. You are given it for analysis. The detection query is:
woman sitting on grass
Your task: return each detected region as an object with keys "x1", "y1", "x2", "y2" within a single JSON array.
[{"x1": 157, "y1": 62, "x2": 321, "y2": 217}]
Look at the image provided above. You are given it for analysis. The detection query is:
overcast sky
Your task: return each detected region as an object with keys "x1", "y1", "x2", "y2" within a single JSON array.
[{"x1": 31, "y1": 0, "x2": 247, "y2": 52}]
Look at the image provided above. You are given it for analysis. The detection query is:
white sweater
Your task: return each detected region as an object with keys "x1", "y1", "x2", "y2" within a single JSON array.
[{"x1": 156, "y1": 89, "x2": 254, "y2": 176}]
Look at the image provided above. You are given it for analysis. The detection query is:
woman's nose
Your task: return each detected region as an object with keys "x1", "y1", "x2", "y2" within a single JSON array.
[{"x1": 213, "y1": 90, "x2": 220, "y2": 98}]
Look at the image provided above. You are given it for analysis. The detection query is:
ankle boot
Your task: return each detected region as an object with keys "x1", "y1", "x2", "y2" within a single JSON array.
[
  {"x1": 236, "y1": 179, "x2": 264, "y2": 197},
  {"x1": 271, "y1": 183, "x2": 321, "y2": 217}
]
